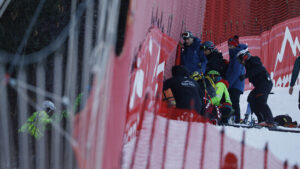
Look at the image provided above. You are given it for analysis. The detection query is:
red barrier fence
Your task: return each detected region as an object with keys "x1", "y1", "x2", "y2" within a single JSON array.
[
  {"x1": 202, "y1": 0, "x2": 300, "y2": 45},
  {"x1": 71, "y1": 0, "x2": 300, "y2": 168},
  {"x1": 217, "y1": 16, "x2": 300, "y2": 89},
  {"x1": 121, "y1": 26, "x2": 299, "y2": 169},
  {"x1": 123, "y1": 102, "x2": 297, "y2": 169}
]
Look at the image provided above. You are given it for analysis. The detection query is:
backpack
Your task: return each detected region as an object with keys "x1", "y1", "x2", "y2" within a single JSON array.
[{"x1": 274, "y1": 115, "x2": 298, "y2": 127}]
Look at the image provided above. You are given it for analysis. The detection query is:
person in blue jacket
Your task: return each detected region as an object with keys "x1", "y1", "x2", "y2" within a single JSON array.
[
  {"x1": 181, "y1": 31, "x2": 207, "y2": 74},
  {"x1": 225, "y1": 36, "x2": 246, "y2": 123}
]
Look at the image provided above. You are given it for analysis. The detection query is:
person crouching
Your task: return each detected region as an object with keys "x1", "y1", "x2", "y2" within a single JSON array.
[{"x1": 206, "y1": 70, "x2": 233, "y2": 124}]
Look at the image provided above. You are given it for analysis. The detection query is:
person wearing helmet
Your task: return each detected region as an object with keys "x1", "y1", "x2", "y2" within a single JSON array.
[
  {"x1": 180, "y1": 31, "x2": 207, "y2": 74},
  {"x1": 237, "y1": 49, "x2": 274, "y2": 126},
  {"x1": 225, "y1": 36, "x2": 246, "y2": 123},
  {"x1": 206, "y1": 70, "x2": 233, "y2": 124},
  {"x1": 163, "y1": 65, "x2": 205, "y2": 114},
  {"x1": 202, "y1": 41, "x2": 228, "y2": 78}
]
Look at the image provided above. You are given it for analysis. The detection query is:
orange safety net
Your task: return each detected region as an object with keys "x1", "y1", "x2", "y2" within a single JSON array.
[{"x1": 202, "y1": 0, "x2": 300, "y2": 44}]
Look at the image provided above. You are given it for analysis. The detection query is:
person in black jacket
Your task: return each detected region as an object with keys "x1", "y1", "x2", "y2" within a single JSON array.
[
  {"x1": 202, "y1": 41, "x2": 228, "y2": 78},
  {"x1": 237, "y1": 48, "x2": 274, "y2": 125},
  {"x1": 163, "y1": 65, "x2": 204, "y2": 114},
  {"x1": 288, "y1": 55, "x2": 300, "y2": 109}
]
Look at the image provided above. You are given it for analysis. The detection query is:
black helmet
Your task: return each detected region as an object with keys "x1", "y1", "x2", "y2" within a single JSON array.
[
  {"x1": 202, "y1": 41, "x2": 215, "y2": 50},
  {"x1": 181, "y1": 31, "x2": 194, "y2": 40}
]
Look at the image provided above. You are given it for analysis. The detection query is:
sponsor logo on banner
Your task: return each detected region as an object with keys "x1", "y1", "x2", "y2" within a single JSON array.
[
  {"x1": 124, "y1": 29, "x2": 176, "y2": 143},
  {"x1": 217, "y1": 17, "x2": 300, "y2": 89}
]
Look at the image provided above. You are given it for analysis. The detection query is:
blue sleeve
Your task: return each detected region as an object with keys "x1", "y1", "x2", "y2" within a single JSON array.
[{"x1": 198, "y1": 50, "x2": 207, "y2": 74}]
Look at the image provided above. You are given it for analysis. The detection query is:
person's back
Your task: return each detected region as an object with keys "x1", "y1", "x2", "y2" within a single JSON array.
[
  {"x1": 206, "y1": 50, "x2": 224, "y2": 74},
  {"x1": 163, "y1": 65, "x2": 204, "y2": 114},
  {"x1": 202, "y1": 41, "x2": 227, "y2": 78},
  {"x1": 244, "y1": 56, "x2": 271, "y2": 90}
]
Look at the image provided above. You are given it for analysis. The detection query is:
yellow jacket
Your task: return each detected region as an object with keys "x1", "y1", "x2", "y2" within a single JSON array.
[{"x1": 211, "y1": 79, "x2": 232, "y2": 106}]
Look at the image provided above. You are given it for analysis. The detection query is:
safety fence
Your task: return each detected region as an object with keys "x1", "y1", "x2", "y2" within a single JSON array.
[
  {"x1": 2, "y1": 0, "x2": 300, "y2": 168},
  {"x1": 122, "y1": 101, "x2": 300, "y2": 169},
  {"x1": 216, "y1": 16, "x2": 300, "y2": 90},
  {"x1": 121, "y1": 26, "x2": 300, "y2": 169},
  {"x1": 202, "y1": 0, "x2": 300, "y2": 45},
  {"x1": 122, "y1": 8, "x2": 300, "y2": 168},
  {"x1": 0, "y1": 0, "x2": 120, "y2": 169}
]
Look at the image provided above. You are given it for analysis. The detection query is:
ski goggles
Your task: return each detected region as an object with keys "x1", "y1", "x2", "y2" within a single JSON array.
[{"x1": 182, "y1": 32, "x2": 192, "y2": 40}]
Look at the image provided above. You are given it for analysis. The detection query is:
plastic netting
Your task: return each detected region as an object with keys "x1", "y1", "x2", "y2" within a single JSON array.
[{"x1": 202, "y1": 0, "x2": 300, "y2": 44}]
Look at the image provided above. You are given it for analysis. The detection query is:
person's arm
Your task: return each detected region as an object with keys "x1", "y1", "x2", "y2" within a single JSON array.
[
  {"x1": 198, "y1": 50, "x2": 207, "y2": 74},
  {"x1": 289, "y1": 57, "x2": 300, "y2": 94},
  {"x1": 163, "y1": 79, "x2": 172, "y2": 91},
  {"x1": 211, "y1": 82, "x2": 226, "y2": 106},
  {"x1": 290, "y1": 57, "x2": 300, "y2": 87},
  {"x1": 226, "y1": 61, "x2": 243, "y2": 88}
]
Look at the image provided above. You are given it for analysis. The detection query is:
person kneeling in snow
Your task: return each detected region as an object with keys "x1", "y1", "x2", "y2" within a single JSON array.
[
  {"x1": 237, "y1": 48, "x2": 274, "y2": 126},
  {"x1": 163, "y1": 65, "x2": 205, "y2": 114},
  {"x1": 206, "y1": 70, "x2": 233, "y2": 124}
]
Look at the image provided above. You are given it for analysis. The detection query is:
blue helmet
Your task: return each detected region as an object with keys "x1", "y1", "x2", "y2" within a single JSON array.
[{"x1": 202, "y1": 41, "x2": 215, "y2": 50}]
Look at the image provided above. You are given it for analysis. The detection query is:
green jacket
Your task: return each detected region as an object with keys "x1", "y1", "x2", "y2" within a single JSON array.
[
  {"x1": 290, "y1": 56, "x2": 300, "y2": 87},
  {"x1": 19, "y1": 111, "x2": 52, "y2": 139},
  {"x1": 211, "y1": 79, "x2": 232, "y2": 106}
]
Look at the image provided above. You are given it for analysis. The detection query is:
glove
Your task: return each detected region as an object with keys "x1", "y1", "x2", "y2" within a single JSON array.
[
  {"x1": 198, "y1": 62, "x2": 202, "y2": 69},
  {"x1": 239, "y1": 74, "x2": 246, "y2": 81}
]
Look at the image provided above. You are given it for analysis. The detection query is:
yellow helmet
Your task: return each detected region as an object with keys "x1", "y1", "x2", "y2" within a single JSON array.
[{"x1": 190, "y1": 71, "x2": 202, "y2": 81}]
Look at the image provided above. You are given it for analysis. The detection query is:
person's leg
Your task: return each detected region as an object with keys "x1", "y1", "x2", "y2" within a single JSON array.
[
  {"x1": 229, "y1": 88, "x2": 242, "y2": 123},
  {"x1": 220, "y1": 106, "x2": 232, "y2": 124},
  {"x1": 253, "y1": 82, "x2": 274, "y2": 124},
  {"x1": 248, "y1": 89, "x2": 265, "y2": 123}
]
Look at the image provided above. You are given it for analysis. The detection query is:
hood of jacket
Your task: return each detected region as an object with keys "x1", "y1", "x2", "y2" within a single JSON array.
[
  {"x1": 216, "y1": 79, "x2": 229, "y2": 88},
  {"x1": 172, "y1": 65, "x2": 190, "y2": 77},
  {"x1": 229, "y1": 44, "x2": 248, "y2": 60}
]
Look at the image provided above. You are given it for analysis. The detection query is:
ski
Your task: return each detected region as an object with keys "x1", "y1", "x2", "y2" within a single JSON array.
[
  {"x1": 224, "y1": 123, "x2": 300, "y2": 133},
  {"x1": 268, "y1": 126, "x2": 300, "y2": 133}
]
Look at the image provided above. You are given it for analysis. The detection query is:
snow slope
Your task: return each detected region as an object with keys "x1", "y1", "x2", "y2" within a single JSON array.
[{"x1": 218, "y1": 87, "x2": 300, "y2": 166}]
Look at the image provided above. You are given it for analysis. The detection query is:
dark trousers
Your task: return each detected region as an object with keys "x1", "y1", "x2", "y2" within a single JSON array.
[
  {"x1": 220, "y1": 106, "x2": 233, "y2": 124},
  {"x1": 229, "y1": 88, "x2": 242, "y2": 123},
  {"x1": 247, "y1": 82, "x2": 274, "y2": 124}
]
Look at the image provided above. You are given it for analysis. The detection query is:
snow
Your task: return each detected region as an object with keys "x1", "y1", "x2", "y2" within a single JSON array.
[
  {"x1": 122, "y1": 87, "x2": 300, "y2": 168},
  {"x1": 217, "y1": 86, "x2": 300, "y2": 166}
]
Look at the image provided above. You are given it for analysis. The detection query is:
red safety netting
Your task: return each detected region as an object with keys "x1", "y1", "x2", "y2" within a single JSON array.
[
  {"x1": 120, "y1": 25, "x2": 292, "y2": 169},
  {"x1": 217, "y1": 16, "x2": 300, "y2": 90},
  {"x1": 202, "y1": 0, "x2": 300, "y2": 45},
  {"x1": 72, "y1": 0, "x2": 300, "y2": 168},
  {"x1": 122, "y1": 101, "x2": 291, "y2": 169}
]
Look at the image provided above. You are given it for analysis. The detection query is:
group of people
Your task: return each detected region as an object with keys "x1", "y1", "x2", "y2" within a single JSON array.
[{"x1": 163, "y1": 31, "x2": 274, "y2": 126}]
